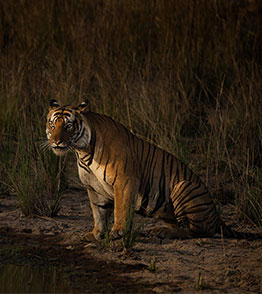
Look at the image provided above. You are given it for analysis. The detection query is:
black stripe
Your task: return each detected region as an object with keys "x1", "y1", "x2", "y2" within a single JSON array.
[
  {"x1": 122, "y1": 177, "x2": 130, "y2": 191},
  {"x1": 178, "y1": 188, "x2": 207, "y2": 208},
  {"x1": 188, "y1": 169, "x2": 193, "y2": 182},
  {"x1": 172, "y1": 181, "x2": 193, "y2": 204},
  {"x1": 183, "y1": 213, "x2": 217, "y2": 231},
  {"x1": 125, "y1": 128, "x2": 130, "y2": 145},
  {"x1": 149, "y1": 154, "x2": 159, "y2": 187},
  {"x1": 147, "y1": 147, "x2": 158, "y2": 192},
  {"x1": 175, "y1": 159, "x2": 180, "y2": 184},
  {"x1": 176, "y1": 202, "x2": 214, "y2": 218},
  {"x1": 123, "y1": 155, "x2": 128, "y2": 173},
  {"x1": 139, "y1": 169, "x2": 146, "y2": 192},
  {"x1": 149, "y1": 145, "x2": 157, "y2": 168},
  {"x1": 78, "y1": 161, "x2": 91, "y2": 173},
  {"x1": 173, "y1": 182, "x2": 202, "y2": 210},
  {"x1": 103, "y1": 155, "x2": 110, "y2": 182},
  {"x1": 140, "y1": 144, "x2": 152, "y2": 188},
  {"x1": 178, "y1": 161, "x2": 184, "y2": 182},
  {"x1": 61, "y1": 108, "x2": 72, "y2": 113},
  {"x1": 81, "y1": 153, "x2": 90, "y2": 161},
  {"x1": 205, "y1": 213, "x2": 219, "y2": 227},
  {"x1": 175, "y1": 191, "x2": 208, "y2": 215},
  {"x1": 112, "y1": 168, "x2": 118, "y2": 186},
  {"x1": 161, "y1": 151, "x2": 167, "y2": 197},
  {"x1": 130, "y1": 133, "x2": 135, "y2": 152},
  {"x1": 98, "y1": 144, "x2": 105, "y2": 165},
  {"x1": 112, "y1": 118, "x2": 121, "y2": 132},
  {"x1": 92, "y1": 202, "x2": 113, "y2": 209},
  {"x1": 53, "y1": 112, "x2": 61, "y2": 118},
  {"x1": 151, "y1": 152, "x2": 166, "y2": 215},
  {"x1": 111, "y1": 158, "x2": 117, "y2": 170},
  {"x1": 158, "y1": 151, "x2": 166, "y2": 193},
  {"x1": 140, "y1": 181, "x2": 150, "y2": 211},
  {"x1": 146, "y1": 145, "x2": 157, "y2": 185},
  {"x1": 187, "y1": 220, "x2": 201, "y2": 230},
  {"x1": 144, "y1": 144, "x2": 151, "y2": 167},
  {"x1": 187, "y1": 201, "x2": 215, "y2": 211},
  {"x1": 177, "y1": 213, "x2": 204, "y2": 224},
  {"x1": 74, "y1": 121, "x2": 85, "y2": 142},
  {"x1": 88, "y1": 128, "x2": 96, "y2": 166},
  {"x1": 126, "y1": 128, "x2": 132, "y2": 146}
]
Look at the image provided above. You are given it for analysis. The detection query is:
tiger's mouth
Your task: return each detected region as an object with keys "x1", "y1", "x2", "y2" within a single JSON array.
[
  {"x1": 53, "y1": 146, "x2": 68, "y2": 150},
  {"x1": 52, "y1": 146, "x2": 69, "y2": 156}
]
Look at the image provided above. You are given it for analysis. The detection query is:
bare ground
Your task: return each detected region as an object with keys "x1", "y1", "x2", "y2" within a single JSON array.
[{"x1": 0, "y1": 190, "x2": 262, "y2": 293}]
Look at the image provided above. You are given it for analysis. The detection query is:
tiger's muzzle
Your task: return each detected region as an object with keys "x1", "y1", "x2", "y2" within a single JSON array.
[{"x1": 50, "y1": 140, "x2": 70, "y2": 155}]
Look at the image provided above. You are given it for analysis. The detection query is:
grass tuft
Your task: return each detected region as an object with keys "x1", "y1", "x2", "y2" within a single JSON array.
[
  {"x1": 122, "y1": 206, "x2": 137, "y2": 250},
  {"x1": 7, "y1": 129, "x2": 66, "y2": 217},
  {"x1": 148, "y1": 257, "x2": 157, "y2": 273}
]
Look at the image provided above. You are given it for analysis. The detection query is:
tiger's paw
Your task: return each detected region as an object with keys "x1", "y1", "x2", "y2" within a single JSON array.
[
  {"x1": 85, "y1": 230, "x2": 104, "y2": 241},
  {"x1": 110, "y1": 228, "x2": 124, "y2": 240},
  {"x1": 85, "y1": 232, "x2": 97, "y2": 242},
  {"x1": 149, "y1": 226, "x2": 179, "y2": 240}
]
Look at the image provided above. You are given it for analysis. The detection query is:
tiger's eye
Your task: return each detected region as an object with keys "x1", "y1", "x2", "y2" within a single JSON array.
[
  {"x1": 66, "y1": 123, "x2": 73, "y2": 130},
  {"x1": 49, "y1": 122, "x2": 55, "y2": 130}
]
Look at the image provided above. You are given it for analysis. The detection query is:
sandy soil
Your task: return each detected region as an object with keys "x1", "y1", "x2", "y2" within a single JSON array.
[{"x1": 0, "y1": 189, "x2": 262, "y2": 293}]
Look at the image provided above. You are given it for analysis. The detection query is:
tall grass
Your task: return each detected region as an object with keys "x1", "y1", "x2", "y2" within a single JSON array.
[
  {"x1": 0, "y1": 95, "x2": 67, "y2": 216},
  {"x1": 8, "y1": 128, "x2": 66, "y2": 217},
  {"x1": 0, "y1": 0, "x2": 262, "y2": 224}
]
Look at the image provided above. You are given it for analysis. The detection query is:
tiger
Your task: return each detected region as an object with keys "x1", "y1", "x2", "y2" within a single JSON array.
[{"x1": 46, "y1": 99, "x2": 262, "y2": 240}]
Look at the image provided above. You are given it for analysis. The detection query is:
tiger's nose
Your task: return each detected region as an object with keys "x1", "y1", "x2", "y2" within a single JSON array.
[
  {"x1": 55, "y1": 140, "x2": 63, "y2": 145},
  {"x1": 52, "y1": 140, "x2": 65, "y2": 147}
]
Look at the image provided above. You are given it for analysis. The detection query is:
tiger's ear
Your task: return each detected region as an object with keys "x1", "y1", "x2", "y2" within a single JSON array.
[
  {"x1": 50, "y1": 99, "x2": 60, "y2": 110},
  {"x1": 78, "y1": 100, "x2": 90, "y2": 113}
]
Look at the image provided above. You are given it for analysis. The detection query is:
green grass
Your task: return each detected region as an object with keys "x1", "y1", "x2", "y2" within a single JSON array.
[
  {"x1": 104, "y1": 228, "x2": 111, "y2": 247},
  {"x1": 148, "y1": 257, "x2": 157, "y2": 273},
  {"x1": 3, "y1": 118, "x2": 66, "y2": 216},
  {"x1": 122, "y1": 206, "x2": 137, "y2": 250},
  {"x1": 195, "y1": 272, "x2": 203, "y2": 292},
  {"x1": 0, "y1": 0, "x2": 262, "y2": 224},
  {"x1": 0, "y1": 93, "x2": 66, "y2": 216}
]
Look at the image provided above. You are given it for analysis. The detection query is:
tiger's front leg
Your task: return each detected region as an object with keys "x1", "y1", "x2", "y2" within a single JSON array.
[
  {"x1": 86, "y1": 189, "x2": 113, "y2": 241},
  {"x1": 110, "y1": 177, "x2": 139, "y2": 240}
]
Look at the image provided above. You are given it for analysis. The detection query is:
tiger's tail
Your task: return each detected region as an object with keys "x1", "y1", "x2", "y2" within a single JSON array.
[{"x1": 220, "y1": 221, "x2": 262, "y2": 239}]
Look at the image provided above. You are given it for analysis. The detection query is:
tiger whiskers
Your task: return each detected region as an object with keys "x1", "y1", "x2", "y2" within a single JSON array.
[
  {"x1": 69, "y1": 146, "x2": 75, "y2": 151},
  {"x1": 39, "y1": 140, "x2": 51, "y2": 153}
]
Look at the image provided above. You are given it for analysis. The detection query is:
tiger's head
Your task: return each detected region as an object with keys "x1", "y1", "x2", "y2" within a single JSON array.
[{"x1": 46, "y1": 99, "x2": 91, "y2": 156}]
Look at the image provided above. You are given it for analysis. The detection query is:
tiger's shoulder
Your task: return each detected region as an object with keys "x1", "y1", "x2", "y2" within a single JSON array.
[{"x1": 82, "y1": 111, "x2": 132, "y2": 144}]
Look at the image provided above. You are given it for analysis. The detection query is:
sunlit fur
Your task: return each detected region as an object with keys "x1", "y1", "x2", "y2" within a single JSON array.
[{"x1": 46, "y1": 100, "x2": 262, "y2": 240}]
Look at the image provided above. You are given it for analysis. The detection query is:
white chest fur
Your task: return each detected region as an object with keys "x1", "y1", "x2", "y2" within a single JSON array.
[{"x1": 77, "y1": 158, "x2": 114, "y2": 200}]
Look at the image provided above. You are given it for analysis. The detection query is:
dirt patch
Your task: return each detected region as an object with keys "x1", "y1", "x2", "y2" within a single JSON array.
[{"x1": 0, "y1": 191, "x2": 262, "y2": 293}]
